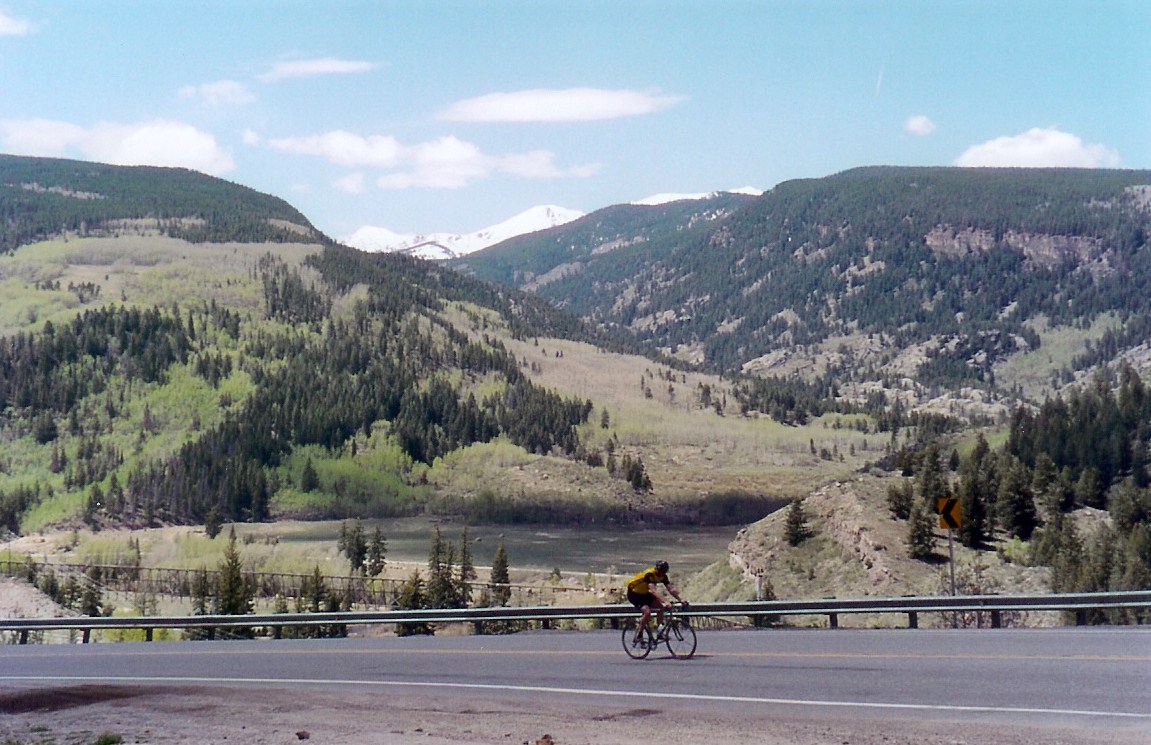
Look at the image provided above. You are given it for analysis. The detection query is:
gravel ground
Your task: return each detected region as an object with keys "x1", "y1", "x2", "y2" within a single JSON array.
[{"x1": 0, "y1": 683, "x2": 1145, "y2": 745}]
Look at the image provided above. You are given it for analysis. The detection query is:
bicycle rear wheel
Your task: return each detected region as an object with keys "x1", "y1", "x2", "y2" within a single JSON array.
[
  {"x1": 664, "y1": 619, "x2": 697, "y2": 659},
  {"x1": 621, "y1": 618, "x2": 653, "y2": 659}
]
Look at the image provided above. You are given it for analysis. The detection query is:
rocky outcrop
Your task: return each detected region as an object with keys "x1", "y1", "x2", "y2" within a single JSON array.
[{"x1": 925, "y1": 225, "x2": 1103, "y2": 272}]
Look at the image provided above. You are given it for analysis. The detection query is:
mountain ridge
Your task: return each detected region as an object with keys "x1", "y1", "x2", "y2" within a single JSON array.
[
  {"x1": 341, "y1": 189, "x2": 765, "y2": 259},
  {"x1": 0, "y1": 153, "x2": 324, "y2": 252},
  {"x1": 342, "y1": 204, "x2": 585, "y2": 259},
  {"x1": 456, "y1": 166, "x2": 1151, "y2": 405}
]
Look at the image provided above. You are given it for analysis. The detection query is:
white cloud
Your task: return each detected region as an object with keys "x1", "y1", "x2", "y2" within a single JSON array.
[
  {"x1": 332, "y1": 172, "x2": 366, "y2": 194},
  {"x1": 439, "y1": 87, "x2": 687, "y2": 123},
  {"x1": 0, "y1": 118, "x2": 234, "y2": 175},
  {"x1": 257, "y1": 57, "x2": 377, "y2": 83},
  {"x1": 904, "y1": 115, "x2": 935, "y2": 136},
  {"x1": 955, "y1": 127, "x2": 1120, "y2": 168},
  {"x1": 500, "y1": 150, "x2": 568, "y2": 179},
  {"x1": 241, "y1": 128, "x2": 262, "y2": 146},
  {"x1": 0, "y1": 9, "x2": 32, "y2": 35},
  {"x1": 0, "y1": 118, "x2": 87, "y2": 152},
  {"x1": 179, "y1": 80, "x2": 255, "y2": 107},
  {"x1": 386, "y1": 135, "x2": 491, "y2": 189},
  {"x1": 271, "y1": 129, "x2": 596, "y2": 190},
  {"x1": 269, "y1": 130, "x2": 403, "y2": 168}
]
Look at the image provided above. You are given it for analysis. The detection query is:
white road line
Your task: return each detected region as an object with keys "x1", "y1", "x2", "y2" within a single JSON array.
[{"x1": 3, "y1": 675, "x2": 1149, "y2": 720}]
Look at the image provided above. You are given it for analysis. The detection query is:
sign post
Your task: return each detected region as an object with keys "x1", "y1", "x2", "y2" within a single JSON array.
[{"x1": 937, "y1": 497, "x2": 962, "y2": 627}]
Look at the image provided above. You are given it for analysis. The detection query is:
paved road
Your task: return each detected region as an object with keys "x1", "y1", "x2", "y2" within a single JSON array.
[{"x1": 3, "y1": 626, "x2": 1150, "y2": 732}]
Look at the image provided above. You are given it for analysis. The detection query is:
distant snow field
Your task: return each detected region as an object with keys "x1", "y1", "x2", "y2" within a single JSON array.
[
  {"x1": 341, "y1": 187, "x2": 763, "y2": 259},
  {"x1": 342, "y1": 205, "x2": 584, "y2": 260}
]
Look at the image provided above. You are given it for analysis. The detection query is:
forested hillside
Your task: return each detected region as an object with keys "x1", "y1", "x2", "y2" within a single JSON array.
[
  {"x1": 0, "y1": 154, "x2": 322, "y2": 251},
  {"x1": 459, "y1": 167, "x2": 1151, "y2": 393},
  {"x1": 0, "y1": 155, "x2": 647, "y2": 536}
]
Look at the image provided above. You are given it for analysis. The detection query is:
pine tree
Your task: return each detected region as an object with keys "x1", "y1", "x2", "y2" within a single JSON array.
[
  {"x1": 297, "y1": 565, "x2": 330, "y2": 638},
  {"x1": 338, "y1": 520, "x2": 367, "y2": 574},
  {"x1": 84, "y1": 484, "x2": 104, "y2": 528},
  {"x1": 476, "y1": 541, "x2": 518, "y2": 635},
  {"x1": 188, "y1": 568, "x2": 214, "y2": 640},
  {"x1": 907, "y1": 501, "x2": 937, "y2": 560},
  {"x1": 457, "y1": 527, "x2": 476, "y2": 607},
  {"x1": 300, "y1": 457, "x2": 320, "y2": 492},
  {"x1": 191, "y1": 568, "x2": 212, "y2": 617},
  {"x1": 271, "y1": 592, "x2": 296, "y2": 639},
  {"x1": 366, "y1": 527, "x2": 387, "y2": 576},
  {"x1": 784, "y1": 498, "x2": 811, "y2": 546},
  {"x1": 216, "y1": 528, "x2": 253, "y2": 621},
  {"x1": 395, "y1": 569, "x2": 432, "y2": 636},
  {"x1": 955, "y1": 442, "x2": 992, "y2": 548},
  {"x1": 997, "y1": 457, "x2": 1038, "y2": 540},
  {"x1": 886, "y1": 479, "x2": 913, "y2": 520},
  {"x1": 303, "y1": 565, "x2": 327, "y2": 613},
  {"x1": 955, "y1": 466, "x2": 989, "y2": 549},
  {"x1": 204, "y1": 506, "x2": 223, "y2": 539},
  {"x1": 1075, "y1": 467, "x2": 1104, "y2": 509},
  {"x1": 426, "y1": 529, "x2": 459, "y2": 609},
  {"x1": 916, "y1": 443, "x2": 947, "y2": 511},
  {"x1": 489, "y1": 541, "x2": 511, "y2": 606},
  {"x1": 80, "y1": 567, "x2": 103, "y2": 617}
]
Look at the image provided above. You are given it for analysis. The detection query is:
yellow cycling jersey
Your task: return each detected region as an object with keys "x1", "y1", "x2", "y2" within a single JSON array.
[{"x1": 626, "y1": 567, "x2": 668, "y2": 595}]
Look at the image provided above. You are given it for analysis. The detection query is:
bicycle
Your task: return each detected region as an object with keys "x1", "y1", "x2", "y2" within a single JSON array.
[{"x1": 621, "y1": 603, "x2": 697, "y2": 660}]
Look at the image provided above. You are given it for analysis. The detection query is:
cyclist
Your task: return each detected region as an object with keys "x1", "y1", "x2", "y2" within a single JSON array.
[{"x1": 625, "y1": 560, "x2": 685, "y2": 644}]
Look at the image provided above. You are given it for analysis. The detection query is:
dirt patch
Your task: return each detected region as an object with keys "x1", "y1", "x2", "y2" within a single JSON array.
[
  {"x1": 0, "y1": 683, "x2": 1140, "y2": 745},
  {"x1": 0, "y1": 685, "x2": 148, "y2": 714}
]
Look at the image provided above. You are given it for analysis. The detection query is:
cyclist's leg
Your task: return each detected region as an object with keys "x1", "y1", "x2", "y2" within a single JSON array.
[
  {"x1": 621, "y1": 617, "x2": 652, "y2": 659},
  {"x1": 651, "y1": 595, "x2": 669, "y2": 627},
  {"x1": 627, "y1": 590, "x2": 656, "y2": 641}
]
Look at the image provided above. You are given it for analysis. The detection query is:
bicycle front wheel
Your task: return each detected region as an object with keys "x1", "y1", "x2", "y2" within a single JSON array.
[
  {"x1": 664, "y1": 619, "x2": 697, "y2": 659},
  {"x1": 621, "y1": 618, "x2": 652, "y2": 660}
]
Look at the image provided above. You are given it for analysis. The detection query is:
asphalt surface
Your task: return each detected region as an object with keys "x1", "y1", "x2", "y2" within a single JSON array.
[{"x1": 3, "y1": 626, "x2": 1150, "y2": 732}]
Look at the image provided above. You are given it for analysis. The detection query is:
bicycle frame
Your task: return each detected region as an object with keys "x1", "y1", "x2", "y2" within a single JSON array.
[{"x1": 621, "y1": 604, "x2": 697, "y2": 660}]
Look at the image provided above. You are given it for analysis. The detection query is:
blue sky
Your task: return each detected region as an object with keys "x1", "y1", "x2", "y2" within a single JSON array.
[{"x1": 1, "y1": 1, "x2": 1147, "y2": 238}]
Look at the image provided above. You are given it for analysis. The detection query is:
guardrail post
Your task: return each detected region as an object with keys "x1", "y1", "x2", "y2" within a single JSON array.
[
  {"x1": 19, "y1": 629, "x2": 28, "y2": 645},
  {"x1": 990, "y1": 610, "x2": 1002, "y2": 629},
  {"x1": 907, "y1": 611, "x2": 918, "y2": 629},
  {"x1": 145, "y1": 628, "x2": 153, "y2": 642},
  {"x1": 273, "y1": 625, "x2": 282, "y2": 640},
  {"x1": 208, "y1": 627, "x2": 216, "y2": 640},
  {"x1": 82, "y1": 628, "x2": 91, "y2": 643},
  {"x1": 1076, "y1": 610, "x2": 1087, "y2": 626},
  {"x1": 823, "y1": 597, "x2": 838, "y2": 628}
]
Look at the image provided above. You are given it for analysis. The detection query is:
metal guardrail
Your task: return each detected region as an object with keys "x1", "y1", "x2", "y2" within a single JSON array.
[{"x1": 3, "y1": 590, "x2": 1149, "y2": 643}]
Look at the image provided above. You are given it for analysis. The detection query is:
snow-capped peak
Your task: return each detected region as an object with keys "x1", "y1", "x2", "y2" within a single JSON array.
[
  {"x1": 342, "y1": 204, "x2": 584, "y2": 260},
  {"x1": 631, "y1": 186, "x2": 763, "y2": 206}
]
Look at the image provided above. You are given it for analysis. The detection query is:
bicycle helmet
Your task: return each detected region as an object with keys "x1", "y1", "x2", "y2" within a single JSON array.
[{"x1": 655, "y1": 560, "x2": 669, "y2": 573}]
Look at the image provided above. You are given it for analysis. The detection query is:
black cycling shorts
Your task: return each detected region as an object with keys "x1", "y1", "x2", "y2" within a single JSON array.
[{"x1": 627, "y1": 589, "x2": 656, "y2": 609}]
